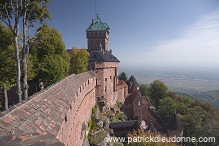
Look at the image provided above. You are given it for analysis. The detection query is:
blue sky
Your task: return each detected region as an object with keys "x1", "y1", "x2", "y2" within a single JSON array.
[{"x1": 44, "y1": 0, "x2": 219, "y2": 70}]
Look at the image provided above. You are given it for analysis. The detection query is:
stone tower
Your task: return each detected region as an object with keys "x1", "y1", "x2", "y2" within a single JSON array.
[
  {"x1": 86, "y1": 16, "x2": 121, "y2": 112},
  {"x1": 165, "y1": 113, "x2": 184, "y2": 137},
  {"x1": 86, "y1": 16, "x2": 110, "y2": 52}
]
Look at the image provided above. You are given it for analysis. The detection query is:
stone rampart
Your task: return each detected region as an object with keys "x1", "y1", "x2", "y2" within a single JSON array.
[{"x1": 0, "y1": 71, "x2": 96, "y2": 146}]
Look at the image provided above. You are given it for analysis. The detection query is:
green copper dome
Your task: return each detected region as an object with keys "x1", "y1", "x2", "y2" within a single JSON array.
[{"x1": 86, "y1": 16, "x2": 110, "y2": 32}]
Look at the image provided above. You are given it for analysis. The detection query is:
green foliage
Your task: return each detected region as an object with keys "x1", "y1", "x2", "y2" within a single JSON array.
[
  {"x1": 179, "y1": 102, "x2": 219, "y2": 145},
  {"x1": 160, "y1": 90, "x2": 219, "y2": 145},
  {"x1": 118, "y1": 72, "x2": 128, "y2": 82},
  {"x1": 0, "y1": 0, "x2": 50, "y2": 100},
  {"x1": 149, "y1": 80, "x2": 168, "y2": 106},
  {"x1": 92, "y1": 104, "x2": 99, "y2": 114},
  {"x1": 29, "y1": 24, "x2": 70, "y2": 85},
  {"x1": 157, "y1": 97, "x2": 177, "y2": 122},
  {"x1": 139, "y1": 84, "x2": 149, "y2": 97},
  {"x1": 0, "y1": 23, "x2": 15, "y2": 89},
  {"x1": 176, "y1": 103, "x2": 189, "y2": 115},
  {"x1": 116, "y1": 101, "x2": 123, "y2": 109},
  {"x1": 89, "y1": 118, "x2": 100, "y2": 131},
  {"x1": 69, "y1": 47, "x2": 90, "y2": 74},
  {"x1": 0, "y1": 0, "x2": 50, "y2": 25},
  {"x1": 110, "y1": 112, "x2": 127, "y2": 122},
  {"x1": 102, "y1": 110, "x2": 115, "y2": 119}
]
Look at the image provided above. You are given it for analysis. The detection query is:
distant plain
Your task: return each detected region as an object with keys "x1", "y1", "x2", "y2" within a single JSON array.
[{"x1": 122, "y1": 67, "x2": 219, "y2": 110}]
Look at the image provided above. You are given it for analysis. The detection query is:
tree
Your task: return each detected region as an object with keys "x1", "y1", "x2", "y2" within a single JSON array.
[
  {"x1": 29, "y1": 24, "x2": 70, "y2": 85},
  {"x1": 0, "y1": 23, "x2": 15, "y2": 110},
  {"x1": 157, "y1": 97, "x2": 177, "y2": 122},
  {"x1": 118, "y1": 72, "x2": 128, "y2": 82},
  {"x1": 139, "y1": 84, "x2": 149, "y2": 97},
  {"x1": 0, "y1": 0, "x2": 50, "y2": 100},
  {"x1": 149, "y1": 80, "x2": 168, "y2": 107},
  {"x1": 69, "y1": 47, "x2": 90, "y2": 74}
]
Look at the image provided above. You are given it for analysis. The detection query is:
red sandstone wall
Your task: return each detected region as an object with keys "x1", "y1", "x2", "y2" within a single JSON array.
[
  {"x1": 87, "y1": 31, "x2": 109, "y2": 51},
  {"x1": 56, "y1": 76, "x2": 96, "y2": 146},
  {"x1": 94, "y1": 62, "x2": 119, "y2": 109},
  {"x1": 116, "y1": 88, "x2": 125, "y2": 102}
]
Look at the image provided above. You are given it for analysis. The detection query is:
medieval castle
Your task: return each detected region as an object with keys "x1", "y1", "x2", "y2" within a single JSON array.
[{"x1": 0, "y1": 16, "x2": 183, "y2": 146}]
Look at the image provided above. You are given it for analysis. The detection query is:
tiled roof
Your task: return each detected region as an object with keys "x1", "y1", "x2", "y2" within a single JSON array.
[
  {"x1": 0, "y1": 133, "x2": 64, "y2": 146},
  {"x1": 109, "y1": 120, "x2": 139, "y2": 129},
  {"x1": 86, "y1": 16, "x2": 110, "y2": 32},
  {"x1": 147, "y1": 107, "x2": 166, "y2": 128},
  {"x1": 88, "y1": 50, "x2": 120, "y2": 62},
  {"x1": 118, "y1": 80, "x2": 128, "y2": 89},
  {"x1": 66, "y1": 49, "x2": 119, "y2": 63},
  {"x1": 165, "y1": 113, "x2": 183, "y2": 131},
  {"x1": 142, "y1": 97, "x2": 150, "y2": 106},
  {"x1": 125, "y1": 90, "x2": 140, "y2": 105},
  {"x1": 0, "y1": 71, "x2": 96, "y2": 144}
]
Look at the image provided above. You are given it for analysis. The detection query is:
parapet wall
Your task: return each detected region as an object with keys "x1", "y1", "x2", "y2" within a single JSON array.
[{"x1": 0, "y1": 71, "x2": 96, "y2": 146}]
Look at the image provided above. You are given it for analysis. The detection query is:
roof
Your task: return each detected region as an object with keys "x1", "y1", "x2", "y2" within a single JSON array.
[
  {"x1": 86, "y1": 16, "x2": 110, "y2": 32},
  {"x1": 0, "y1": 133, "x2": 64, "y2": 146},
  {"x1": 128, "y1": 75, "x2": 139, "y2": 87},
  {"x1": 109, "y1": 120, "x2": 139, "y2": 129},
  {"x1": 66, "y1": 49, "x2": 119, "y2": 63},
  {"x1": 147, "y1": 107, "x2": 166, "y2": 127},
  {"x1": 118, "y1": 80, "x2": 128, "y2": 89},
  {"x1": 125, "y1": 90, "x2": 141, "y2": 105},
  {"x1": 142, "y1": 97, "x2": 150, "y2": 106},
  {"x1": 165, "y1": 113, "x2": 183, "y2": 131},
  {"x1": 88, "y1": 50, "x2": 120, "y2": 62}
]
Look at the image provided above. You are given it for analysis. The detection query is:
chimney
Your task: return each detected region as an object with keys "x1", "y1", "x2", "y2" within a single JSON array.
[
  {"x1": 109, "y1": 50, "x2": 112, "y2": 54},
  {"x1": 92, "y1": 19, "x2": 94, "y2": 26}
]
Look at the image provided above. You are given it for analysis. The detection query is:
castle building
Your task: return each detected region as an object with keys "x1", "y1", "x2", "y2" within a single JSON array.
[
  {"x1": 86, "y1": 16, "x2": 127, "y2": 111},
  {"x1": 122, "y1": 75, "x2": 184, "y2": 137},
  {"x1": 0, "y1": 15, "x2": 184, "y2": 146},
  {"x1": 86, "y1": 16, "x2": 110, "y2": 52}
]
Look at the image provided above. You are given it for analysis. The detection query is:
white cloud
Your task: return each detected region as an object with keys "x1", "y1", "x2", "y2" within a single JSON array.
[{"x1": 142, "y1": 9, "x2": 219, "y2": 68}]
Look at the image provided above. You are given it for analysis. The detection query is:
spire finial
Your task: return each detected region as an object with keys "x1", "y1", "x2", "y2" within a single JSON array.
[{"x1": 95, "y1": 0, "x2": 97, "y2": 17}]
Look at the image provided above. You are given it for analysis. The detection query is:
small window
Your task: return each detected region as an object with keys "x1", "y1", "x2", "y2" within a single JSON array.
[
  {"x1": 65, "y1": 115, "x2": 67, "y2": 122},
  {"x1": 105, "y1": 78, "x2": 107, "y2": 82},
  {"x1": 88, "y1": 80, "x2": 89, "y2": 84}
]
